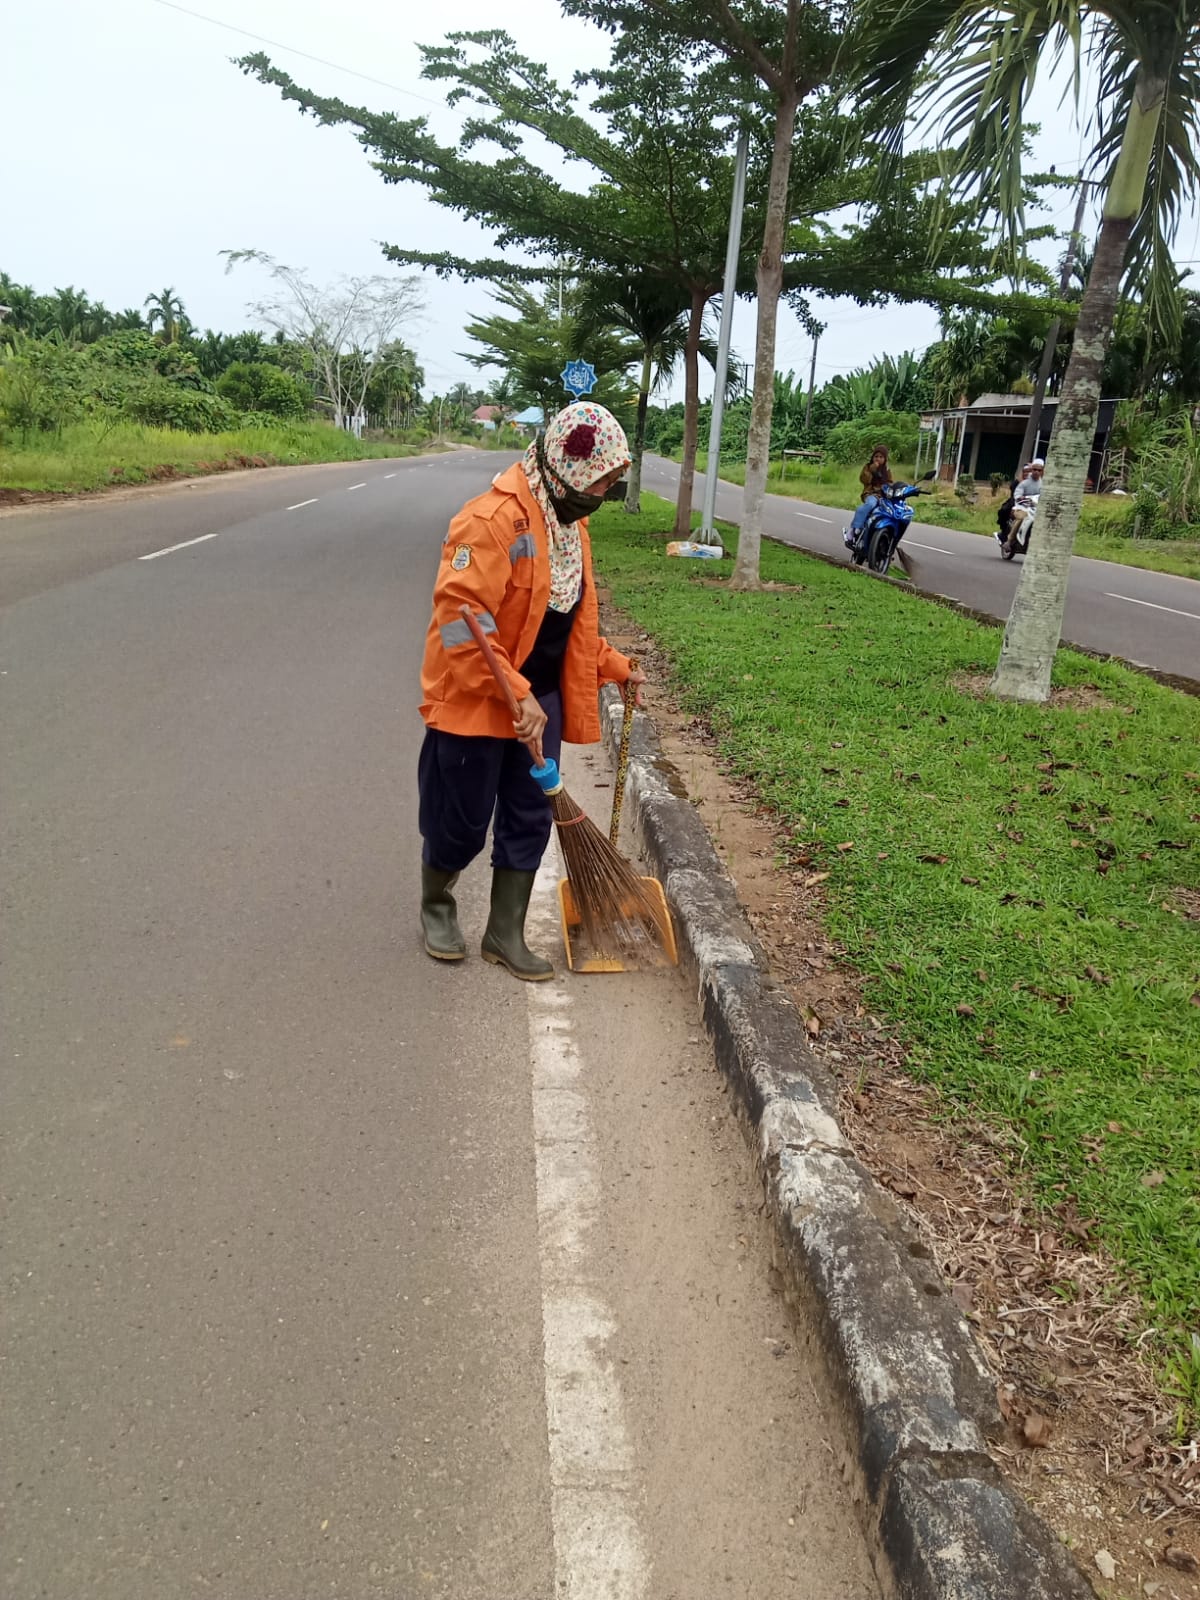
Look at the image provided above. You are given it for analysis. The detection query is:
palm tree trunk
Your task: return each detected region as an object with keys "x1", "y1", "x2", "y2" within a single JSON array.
[
  {"x1": 674, "y1": 289, "x2": 707, "y2": 539},
  {"x1": 627, "y1": 346, "x2": 652, "y2": 516},
  {"x1": 731, "y1": 89, "x2": 800, "y2": 589},
  {"x1": 990, "y1": 73, "x2": 1164, "y2": 703}
]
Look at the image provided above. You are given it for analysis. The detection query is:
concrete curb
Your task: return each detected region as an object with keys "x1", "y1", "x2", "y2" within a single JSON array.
[{"x1": 600, "y1": 687, "x2": 1097, "y2": 1600}]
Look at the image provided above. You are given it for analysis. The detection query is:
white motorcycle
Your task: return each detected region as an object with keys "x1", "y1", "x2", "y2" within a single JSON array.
[{"x1": 997, "y1": 495, "x2": 1036, "y2": 560}]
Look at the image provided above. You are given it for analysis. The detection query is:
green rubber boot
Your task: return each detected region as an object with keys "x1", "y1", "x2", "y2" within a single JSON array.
[
  {"x1": 481, "y1": 868, "x2": 553, "y2": 982},
  {"x1": 421, "y1": 865, "x2": 466, "y2": 961}
]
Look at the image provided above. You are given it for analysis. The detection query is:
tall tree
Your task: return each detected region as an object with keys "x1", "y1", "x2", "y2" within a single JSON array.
[
  {"x1": 564, "y1": 0, "x2": 843, "y2": 588},
  {"x1": 238, "y1": 34, "x2": 747, "y2": 536},
  {"x1": 576, "y1": 271, "x2": 727, "y2": 513},
  {"x1": 143, "y1": 286, "x2": 186, "y2": 344},
  {"x1": 855, "y1": 0, "x2": 1200, "y2": 702},
  {"x1": 461, "y1": 278, "x2": 639, "y2": 422},
  {"x1": 221, "y1": 250, "x2": 424, "y2": 428}
]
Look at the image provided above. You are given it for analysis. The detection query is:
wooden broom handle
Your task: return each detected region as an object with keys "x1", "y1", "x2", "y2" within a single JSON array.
[
  {"x1": 459, "y1": 604, "x2": 523, "y2": 718},
  {"x1": 458, "y1": 604, "x2": 545, "y2": 764}
]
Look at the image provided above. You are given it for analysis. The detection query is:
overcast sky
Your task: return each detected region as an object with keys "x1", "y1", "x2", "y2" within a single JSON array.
[{"x1": 6, "y1": 0, "x2": 1198, "y2": 403}]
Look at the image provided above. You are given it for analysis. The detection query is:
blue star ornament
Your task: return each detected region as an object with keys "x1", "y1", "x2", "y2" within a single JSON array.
[{"x1": 561, "y1": 359, "x2": 597, "y2": 399}]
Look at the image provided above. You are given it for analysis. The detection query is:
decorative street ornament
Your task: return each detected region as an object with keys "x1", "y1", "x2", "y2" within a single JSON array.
[{"x1": 560, "y1": 359, "x2": 597, "y2": 400}]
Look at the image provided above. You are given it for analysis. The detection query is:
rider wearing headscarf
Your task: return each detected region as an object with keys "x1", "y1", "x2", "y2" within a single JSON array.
[{"x1": 417, "y1": 401, "x2": 644, "y2": 980}]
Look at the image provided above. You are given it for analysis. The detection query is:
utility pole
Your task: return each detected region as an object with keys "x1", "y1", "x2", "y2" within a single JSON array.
[
  {"x1": 701, "y1": 128, "x2": 750, "y2": 541},
  {"x1": 804, "y1": 329, "x2": 822, "y2": 430},
  {"x1": 1017, "y1": 178, "x2": 1093, "y2": 469}
]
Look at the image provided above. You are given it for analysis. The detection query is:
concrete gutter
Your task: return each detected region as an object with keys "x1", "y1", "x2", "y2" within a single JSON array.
[{"x1": 600, "y1": 687, "x2": 1097, "y2": 1600}]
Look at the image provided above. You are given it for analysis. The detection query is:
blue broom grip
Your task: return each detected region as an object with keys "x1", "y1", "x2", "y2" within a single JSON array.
[{"x1": 529, "y1": 758, "x2": 563, "y2": 794}]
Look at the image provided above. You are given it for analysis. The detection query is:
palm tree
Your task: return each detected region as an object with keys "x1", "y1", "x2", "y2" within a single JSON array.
[
  {"x1": 577, "y1": 274, "x2": 695, "y2": 515},
  {"x1": 144, "y1": 286, "x2": 186, "y2": 344},
  {"x1": 47, "y1": 285, "x2": 92, "y2": 342},
  {"x1": 855, "y1": 0, "x2": 1200, "y2": 702}
]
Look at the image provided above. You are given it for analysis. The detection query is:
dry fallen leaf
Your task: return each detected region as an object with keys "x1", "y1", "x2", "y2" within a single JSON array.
[
  {"x1": 1164, "y1": 1546, "x2": 1199, "y2": 1573},
  {"x1": 918, "y1": 852, "x2": 950, "y2": 864},
  {"x1": 804, "y1": 871, "x2": 830, "y2": 887},
  {"x1": 836, "y1": 841, "x2": 854, "y2": 853},
  {"x1": 1022, "y1": 1412, "x2": 1052, "y2": 1448},
  {"x1": 805, "y1": 1015, "x2": 821, "y2": 1039},
  {"x1": 1093, "y1": 1549, "x2": 1116, "y2": 1581},
  {"x1": 1140, "y1": 1170, "x2": 1166, "y2": 1188},
  {"x1": 955, "y1": 1003, "x2": 977, "y2": 1018}
]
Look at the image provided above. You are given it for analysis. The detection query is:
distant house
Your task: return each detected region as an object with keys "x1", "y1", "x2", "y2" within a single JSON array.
[
  {"x1": 472, "y1": 404, "x2": 504, "y2": 431},
  {"x1": 511, "y1": 405, "x2": 544, "y2": 435},
  {"x1": 917, "y1": 393, "x2": 1123, "y2": 489}
]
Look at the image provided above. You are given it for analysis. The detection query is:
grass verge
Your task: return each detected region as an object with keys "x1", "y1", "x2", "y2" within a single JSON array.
[
  {"x1": 677, "y1": 449, "x2": 1200, "y2": 582},
  {"x1": 0, "y1": 420, "x2": 434, "y2": 494},
  {"x1": 594, "y1": 492, "x2": 1200, "y2": 1415}
]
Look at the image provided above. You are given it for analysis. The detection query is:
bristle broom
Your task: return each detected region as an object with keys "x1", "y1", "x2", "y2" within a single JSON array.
[
  {"x1": 458, "y1": 603, "x2": 671, "y2": 964},
  {"x1": 547, "y1": 783, "x2": 671, "y2": 963}
]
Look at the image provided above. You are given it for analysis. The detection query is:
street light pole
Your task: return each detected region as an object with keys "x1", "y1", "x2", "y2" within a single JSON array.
[
  {"x1": 701, "y1": 128, "x2": 750, "y2": 540},
  {"x1": 804, "y1": 330, "x2": 821, "y2": 430}
]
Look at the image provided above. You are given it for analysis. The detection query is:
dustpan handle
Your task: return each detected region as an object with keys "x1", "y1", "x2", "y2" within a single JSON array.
[{"x1": 609, "y1": 657, "x2": 638, "y2": 846}]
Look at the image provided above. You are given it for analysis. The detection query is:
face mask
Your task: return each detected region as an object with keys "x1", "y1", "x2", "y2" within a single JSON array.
[
  {"x1": 549, "y1": 484, "x2": 606, "y2": 524},
  {"x1": 538, "y1": 435, "x2": 606, "y2": 524}
]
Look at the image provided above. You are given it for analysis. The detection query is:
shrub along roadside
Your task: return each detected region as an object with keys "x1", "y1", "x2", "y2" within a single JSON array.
[
  {"x1": 591, "y1": 493, "x2": 1200, "y2": 1416},
  {"x1": 0, "y1": 419, "x2": 432, "y2": 494}
]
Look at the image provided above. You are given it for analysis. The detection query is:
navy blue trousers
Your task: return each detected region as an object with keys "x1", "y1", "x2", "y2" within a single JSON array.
[{"x1": 418, "y1": 691, "x2": 564, "y2": 874}]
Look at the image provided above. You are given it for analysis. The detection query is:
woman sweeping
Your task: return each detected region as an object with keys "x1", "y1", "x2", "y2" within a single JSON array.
[{"x1": 417, "y1": 401, "x2": 645, "y2": 981}]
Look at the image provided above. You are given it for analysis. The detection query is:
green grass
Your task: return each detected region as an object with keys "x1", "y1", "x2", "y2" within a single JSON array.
[
  {"x1": 675, "y1": 449, "x2": 1200, "y2": 581},
  {"x1": 1070, "y1": 530, "x2": 1200, "y2": 582},
  {"x1": 595, "y1": 493, "x2": 1200, "y2": 1412},
  {"x1": 0, "y1": 419, "x2": 436, "y2": 494}
]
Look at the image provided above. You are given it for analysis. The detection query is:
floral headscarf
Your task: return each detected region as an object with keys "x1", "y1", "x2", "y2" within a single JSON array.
[{"x1": 522, "y1": 401, "x2": 630, "y2": 613}]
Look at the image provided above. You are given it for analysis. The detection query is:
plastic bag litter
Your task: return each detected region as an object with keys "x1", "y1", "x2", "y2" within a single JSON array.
[{"x1": 665, "y1": 541, "x2": 724, "y2": 559}]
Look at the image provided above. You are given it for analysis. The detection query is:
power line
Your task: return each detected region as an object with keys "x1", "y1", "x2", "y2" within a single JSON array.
[{"x1": 149, "y1": 0, "x2": 444, "y2": 108}]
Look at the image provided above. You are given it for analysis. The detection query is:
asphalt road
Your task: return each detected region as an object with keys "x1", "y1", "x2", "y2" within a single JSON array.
[
  {"x1": 641, "y1": 456, "x2": 1200, "y2": 684},
  {"x1": 2, "y1": 454, "x2": 878, "y2": 1600}
]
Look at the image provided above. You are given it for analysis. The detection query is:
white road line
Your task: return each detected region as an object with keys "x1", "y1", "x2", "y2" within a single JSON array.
[
  {"x1": 1104, "y1": 592, "x2": 1200, "y2": 621},
  {"x1": 287, "y1": 498, "x2": 318, "y2": 510},
  {"x1": 526, "y1": 851, "x2": 649, "y2": 1600},
  {"x1": 907, "y1": 540, "x2": 956, "y2": 555},
  {"x1": 383, "y1": 472, "x2": 397, "y2": 479},
  {"x1": 138, "y1": 533, "x2": 218, "y2": 561},
  {"x1": 346, "y1": 482, "x2": 367, "y2": 492},
  {"x1": 794, "y1": 510, "x2": 834, "y2": 523}
]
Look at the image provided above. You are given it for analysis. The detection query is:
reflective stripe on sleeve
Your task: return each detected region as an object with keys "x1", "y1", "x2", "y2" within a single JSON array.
[
  {"x1": 508, "y1": 532, "x2": 536, "y2": 562},
  {"x1": 439, "y1": 610, "x2": 497, "y2": 649}
]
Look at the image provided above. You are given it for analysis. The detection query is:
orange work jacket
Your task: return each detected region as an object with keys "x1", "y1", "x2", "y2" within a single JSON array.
[{"x1": 419, "y1": 462, "x2": 632, "y2": 743}]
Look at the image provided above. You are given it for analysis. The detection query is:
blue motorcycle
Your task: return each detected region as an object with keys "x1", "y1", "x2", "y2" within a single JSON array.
[{"x1": 848, "y1": 472, "x2": 935, "y2": 575}]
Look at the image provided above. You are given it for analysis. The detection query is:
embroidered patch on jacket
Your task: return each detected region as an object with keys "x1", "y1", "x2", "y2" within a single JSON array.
[
  {"x1": 513, "y1": 518, "x2": 530, "y2": 532},
  {"x1": 450, "y1": 544, "x2": 472, "y2": 571}
]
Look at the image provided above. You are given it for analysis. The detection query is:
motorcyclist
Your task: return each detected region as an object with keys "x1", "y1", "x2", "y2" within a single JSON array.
[
  {"x1": 843, "y1": 447, "x2": 893, "y2": 551},
  {"x1": 997, "y1": 458, "x2": 1044, "y2": 550},
  {"x1": 843, "y1": 446, "x2": 918, "y2": 576}
]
